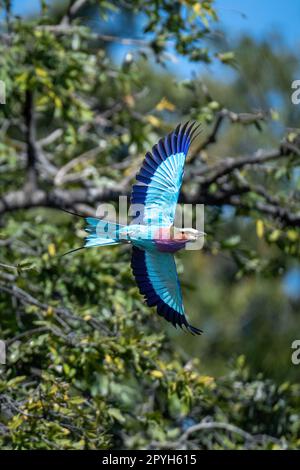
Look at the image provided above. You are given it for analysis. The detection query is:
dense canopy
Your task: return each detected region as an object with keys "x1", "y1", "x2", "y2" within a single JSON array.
[{"x1": 0, "y1": 0, "x2": 299, "y2": 450}]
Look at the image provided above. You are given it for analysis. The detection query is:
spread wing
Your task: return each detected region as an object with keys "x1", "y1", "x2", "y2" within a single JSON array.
[
  {"x1": 131, "y1": 246, "x2": 202, "y2": 335},
  {"x1": 131, "y1": 121, "x2": 201, "y2": 226}
]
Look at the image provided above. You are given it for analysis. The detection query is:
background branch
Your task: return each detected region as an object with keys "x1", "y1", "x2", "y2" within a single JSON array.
[{"x1": 24, "y1": 89, "x2": 38, "y2": 191}]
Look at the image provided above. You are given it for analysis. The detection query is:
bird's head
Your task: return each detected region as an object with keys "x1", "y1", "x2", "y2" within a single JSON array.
[{"x1": 174, "y1": 227, "x2": 206, "y2": 242}]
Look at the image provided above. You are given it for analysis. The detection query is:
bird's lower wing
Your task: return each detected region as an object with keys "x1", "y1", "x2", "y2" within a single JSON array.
[{"x1": 131, "y1": 246, "x2": 202, "y2": 335}]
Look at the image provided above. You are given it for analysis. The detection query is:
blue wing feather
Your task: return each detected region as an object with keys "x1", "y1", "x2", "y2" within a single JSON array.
[
  {"x1": 131, "y1": 246, "x2": 202, "y2": 335},
  {"x1": 131, "y1": 121, "x2": 201, "y2": 226}
]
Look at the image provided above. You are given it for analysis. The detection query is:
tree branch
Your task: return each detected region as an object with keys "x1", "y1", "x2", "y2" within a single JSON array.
[
  {"x1": 0, "y1": 184, "x2": 128, "y2": 215},
  {"x1": 60, "y1": 0, "x2": 90, "y2": 25},
  {"x1": 193, "y1": 148, "x2": 288, "y2": 185},
  {"x1": 24, "y1": 89, "x2": 38, "y2": 191},
  {"x1": 189, "y1": 108, "x2": 267, "y2": 162},
  {"x1": 0, "y1": 282, "x2": 111, "y2": 336},
  {"x1": 150, "y1": 420, "x2": 283, "y2": 450}
]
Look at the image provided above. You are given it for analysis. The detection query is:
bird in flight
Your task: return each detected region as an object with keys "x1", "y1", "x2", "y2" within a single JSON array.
[{"x1": 67, "y1": 122, "x2": 204, "y2": 334}]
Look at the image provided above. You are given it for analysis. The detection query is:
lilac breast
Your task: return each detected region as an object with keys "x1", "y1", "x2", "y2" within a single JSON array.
[{"x1": 155, "y1": 239, "x2": 186, "y2": 253}]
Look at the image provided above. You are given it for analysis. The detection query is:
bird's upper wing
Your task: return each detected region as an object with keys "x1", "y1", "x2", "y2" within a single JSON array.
[
  {"x1": 131, "y1": 121, "x2": 201, "y2": 226},
  {"x1": 131, "y1": 246, "x2": 202, "y2": 335}
]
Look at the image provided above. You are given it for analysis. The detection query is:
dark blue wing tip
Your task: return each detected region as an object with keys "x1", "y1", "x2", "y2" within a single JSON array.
[
  {"x1": 156, "y1": 301, "x2": 202, "y2": 336},
  {"x1": 186, "y1": 324, "x2": 203, "y2": 336},
  {"x1": 150, "y1": 120, "x2": 202, "y2": 162},
  {"x1": 131, "y1": 120, "x2": 202, "y2": 205},
  {"x1": 181, "y1": 120, "x2": 202, "y2": 152},
  {"x1": 131, "y1": 247, "x2": 202, "y2": 336}
]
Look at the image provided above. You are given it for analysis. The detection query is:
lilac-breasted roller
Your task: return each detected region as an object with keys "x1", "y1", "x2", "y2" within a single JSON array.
[{"x1": 74, "y1": 122, "x2": 204, "y2": 335}]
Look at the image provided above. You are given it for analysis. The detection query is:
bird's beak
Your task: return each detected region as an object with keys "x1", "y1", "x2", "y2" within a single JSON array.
[{"x1": 197, "y1": 231, "x2": 206, "y2": 238}]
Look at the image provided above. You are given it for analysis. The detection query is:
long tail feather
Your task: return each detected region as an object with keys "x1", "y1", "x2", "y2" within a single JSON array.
[
  {"x1": 58, "y1": 208, "x2": 124, "y2": 250},
  {"x1": 59, "y1": 207, "x2": 88, "y2": 219},
  {"x1": 60, "y1": 246, "x2": 86, "y2": 257},
  {"x1": 84, "y1": 218, "x2": 123, "y2": 247}
]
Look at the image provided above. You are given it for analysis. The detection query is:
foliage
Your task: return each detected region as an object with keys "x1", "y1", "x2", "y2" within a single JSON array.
[
  {"x1": 0, "y1": 217, "x2": 299, "y2": 449},
  {"x1": 0, "y1": 0, "x2": 299, "y2": 450}
]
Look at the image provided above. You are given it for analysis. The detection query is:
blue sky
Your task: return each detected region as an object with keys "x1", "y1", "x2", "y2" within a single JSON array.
[
  {"x1": 9, "y1": 0, "x2": 300, "y2": 80},
  {"x1": 10, "y1": 0, "x2": 300, "y2": 46},
  {"x1": 283, "y1": 268, "x2": 300, "y2": 300},
  {"x1": 216, "y1": 0, "x2": 300, "y2": 47}
]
